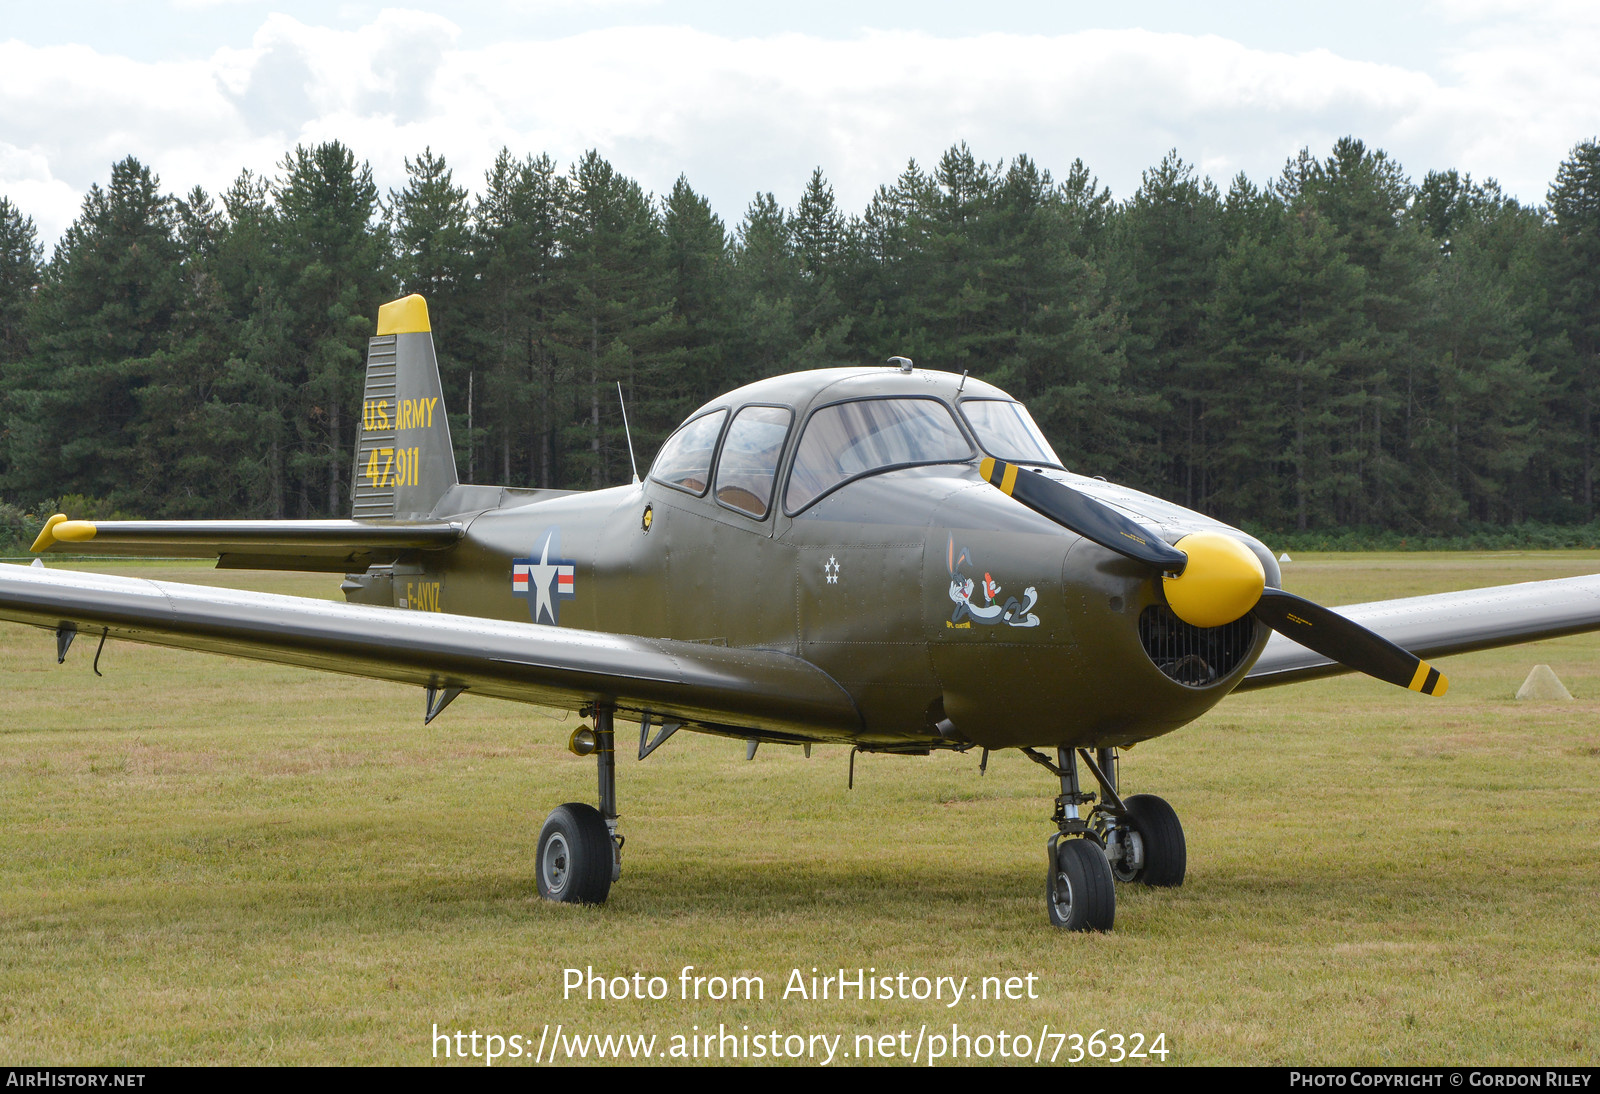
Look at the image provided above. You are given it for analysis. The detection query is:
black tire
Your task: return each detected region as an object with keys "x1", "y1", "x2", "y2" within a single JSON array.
[
  {"x1": 536, "y1": 803, "x2": 614, "y2": 905},
  {"x1": 1113, "y1": 793, "x2": 1186, "y2": 887},
  {"x1": 1047, "y1": 838, "x2": 1115, "y2": 931}
]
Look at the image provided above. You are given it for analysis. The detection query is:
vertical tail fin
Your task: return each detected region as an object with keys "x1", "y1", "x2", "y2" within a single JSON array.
[{"x1": 352, "y1": 294, "x2": 459, "y2": 520}]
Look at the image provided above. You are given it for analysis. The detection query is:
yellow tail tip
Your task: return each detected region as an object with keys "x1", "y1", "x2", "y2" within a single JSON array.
[{"x1": 376, "y1": 294, "x2": 431, "y2": 335}]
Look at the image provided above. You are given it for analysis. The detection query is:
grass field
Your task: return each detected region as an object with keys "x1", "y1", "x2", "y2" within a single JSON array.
[{"x1": 1, "y1": 553, "x2": 1597, "y2": 1066}]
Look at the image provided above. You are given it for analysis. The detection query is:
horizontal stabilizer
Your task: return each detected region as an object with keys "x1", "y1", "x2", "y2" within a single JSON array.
[{"x1": 30, "y1": 515, "x2": 461, "y2": 573}]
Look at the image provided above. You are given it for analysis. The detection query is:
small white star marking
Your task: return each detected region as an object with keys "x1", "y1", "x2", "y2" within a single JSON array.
[{"x1": 824, "y1": 555, "x2": 840, "y2": 584}]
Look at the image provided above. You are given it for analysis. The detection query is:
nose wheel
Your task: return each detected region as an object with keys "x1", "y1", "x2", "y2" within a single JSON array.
[
  {"x1": 1026, "y1": 745, "x2": 1116, "y2": 931},
  {"x1": 1048, "y1": 833, "x2": 1115, "y2": 930},
  {"x1": 1099, "y1": 792, "x2": 1186, "y2": 887},
  {"x1": 1026, "y1": 745, "x2": 1187, "y2": 930}
]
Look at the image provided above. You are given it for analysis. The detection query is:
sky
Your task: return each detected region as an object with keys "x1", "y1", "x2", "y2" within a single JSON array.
[{"x1": 3, "y1": 1, "x2": 1598, "y2": 251}]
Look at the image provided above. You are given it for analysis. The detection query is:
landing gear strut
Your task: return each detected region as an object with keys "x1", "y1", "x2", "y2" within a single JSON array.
[
  {"x1": 536, "y1": 704, "x2": 623, "y2": 905},
  {"x1": 1036, "y1": 745, "x2": 1115, "y2": 931},
  {"x1": 1028, "y1": 745, "x2": 1188, "y2": 929}
]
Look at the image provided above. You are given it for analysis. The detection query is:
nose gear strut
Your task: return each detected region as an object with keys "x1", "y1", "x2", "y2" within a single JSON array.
[{"x1": 1021, "y1": 744, "x2": 1187, "y2": 927}]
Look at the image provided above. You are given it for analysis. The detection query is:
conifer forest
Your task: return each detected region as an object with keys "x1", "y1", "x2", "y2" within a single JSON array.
[{"x1": 1, "y1": 137, "x2": 1598, "y2": 545}]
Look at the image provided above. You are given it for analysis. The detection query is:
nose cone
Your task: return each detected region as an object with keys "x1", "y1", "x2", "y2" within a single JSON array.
[{"x1": 1162, "y1": 532, "x2": 1266, "y2": 628}]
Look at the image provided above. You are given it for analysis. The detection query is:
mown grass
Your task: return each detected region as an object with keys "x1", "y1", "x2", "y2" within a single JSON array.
[{"x1": 0, "y1": 554, "x2": 1596, "y2": 1065}]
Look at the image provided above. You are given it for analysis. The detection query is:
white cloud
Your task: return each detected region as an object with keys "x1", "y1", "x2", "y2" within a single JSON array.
[{"x1": 2, "y1": 9, "x2": 1598, "y2": 251}]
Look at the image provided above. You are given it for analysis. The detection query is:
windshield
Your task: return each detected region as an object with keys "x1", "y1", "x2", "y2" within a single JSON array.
[
  {"x1": 959, "y1": 399, "x2": 1063, "y2": 466},
  {"x1": 784, "y1": 397, "x2": 972, "y2": 513}
]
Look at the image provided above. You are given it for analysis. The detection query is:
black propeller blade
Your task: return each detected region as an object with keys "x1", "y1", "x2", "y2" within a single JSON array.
[
  {"x1": 1253, "y1": 588, "x2": 1448, "y2": 696},
  {"x1": 978, "y1": 458, "x2": 1187, "y2": 570},
  {"x1": 976, "y1": 457, "x2": 1449, "y2": 696}
]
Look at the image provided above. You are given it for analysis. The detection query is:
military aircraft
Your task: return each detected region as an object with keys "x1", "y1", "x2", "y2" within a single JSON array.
[{"x1": 6, "y1": 293, "x2": 1600, "y2": 931}]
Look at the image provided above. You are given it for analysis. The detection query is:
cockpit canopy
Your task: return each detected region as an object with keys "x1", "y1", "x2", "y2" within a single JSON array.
[
  {"x1": 648, "y1": 370, "x2": 1065, "y2": 517},
  {"x1": 957, "y1": 398, "x2": 1061, "y2": 467},
  {"x1": 784, "y1": 397, "x2": 971, "y2": 512}
]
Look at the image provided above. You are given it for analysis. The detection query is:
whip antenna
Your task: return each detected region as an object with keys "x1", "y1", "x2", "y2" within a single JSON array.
[{"x1": 617, "y1": 381, "x2": 640, "y2": 484}]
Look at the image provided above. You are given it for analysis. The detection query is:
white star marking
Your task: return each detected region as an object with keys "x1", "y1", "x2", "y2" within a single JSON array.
[
  {"x1": 529, "y1": 534, "x2": 558, "y2": 622},
  {"x1": 825, "y1": 555, "x2": 840, "y2": 584}
]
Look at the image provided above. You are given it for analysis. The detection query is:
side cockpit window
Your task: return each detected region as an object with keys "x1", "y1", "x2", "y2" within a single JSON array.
[
  {"x1": 714, "y1": 405, "x2": 792, "y2": 519},
  {"x1": 650, "y1": 409, "x2": 727, "y2": 495},
  {"x1": 784, "y1": 397, "x2": 972, "y2": 514},
  {"x1": 959, "y1": 399, "x2": 1063, "y2": 467}
]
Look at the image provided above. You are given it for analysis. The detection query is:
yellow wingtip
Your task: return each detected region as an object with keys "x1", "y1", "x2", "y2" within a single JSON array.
[
  {"x1": 376, "y1": 294, "x2": 431, "y2": 335},
  {"x1": 29, "y1": 513, "x2": 68, "y2": 552},
  {"x1": 55, "y1": 520, "x2": 98, "y2": 543}
]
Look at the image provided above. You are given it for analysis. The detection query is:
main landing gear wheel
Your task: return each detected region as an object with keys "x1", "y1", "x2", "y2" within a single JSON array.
[
  {"x1": 1106, "y1": 793, "x2": 1186, "y2": 887},
  {"x1": 537, "y1": 802, "x2": 614, "y2": 905},
  {"x1": 1048, "y1": 838, "x2": 1115, "y2": 932}
]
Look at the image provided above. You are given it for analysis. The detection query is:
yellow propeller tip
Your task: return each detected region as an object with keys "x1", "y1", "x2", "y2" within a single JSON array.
[{"x1": 1409, "y1": 661, "x2": 1448, "y2": 696}]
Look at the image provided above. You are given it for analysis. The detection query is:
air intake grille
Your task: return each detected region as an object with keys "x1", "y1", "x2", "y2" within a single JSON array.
[{"x1": 1138, "y1": 604, "x2": 1256, "y2": 687}]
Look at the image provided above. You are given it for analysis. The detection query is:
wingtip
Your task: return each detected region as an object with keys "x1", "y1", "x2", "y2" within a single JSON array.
[
  {"x1": 29, "y1": 513, "x2": 66, "y2": 552},
  {"x1": 30, "y1": 515, "x2": 96, "y2": 552}
]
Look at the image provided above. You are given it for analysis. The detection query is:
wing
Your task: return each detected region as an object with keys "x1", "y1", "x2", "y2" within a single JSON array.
[
  {"x1": 30, "y1": 515, "x2": 462, "y2": 573},
  {"x1": 1238, "y1": 574, "x2": 1600, "y2": 690},
  {"x1": 0, "y1": 564, "x2": 863, "y2": 740}
]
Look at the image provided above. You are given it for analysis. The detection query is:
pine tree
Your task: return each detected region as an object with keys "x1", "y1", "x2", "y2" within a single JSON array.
[
  {"x1": 1107, "y1": 151, "x2": 1224, "y2": 506},
  {"x1": 6, "y1": 158, "x2": 182, "y2": 509},
  {"x1": 130, "y1": 185, "x2": 242, "y2": 515},
  {"x1": 474, "y1": 150, "x2": 566, "y2": 486},
  {"x1": 555, "y1": 151, "x2": 674, "y2": 489},
  {"x1": 729, "y1": 191, "x2": 802, "y2": 378},
  {"x1": 1281, "y1": 139, "x2": 1432, "y2": 526},
  {"x1": 1208, "y1": 199, "x2": 1369, "y2": 529},
  {"x1": 1544, "y1": 139, "x2": 1600, "y2": 515},
  {"x1": 787, "y1": 168, "x2": 854, "y2": 366},
  {"x1": 979, "y1": 154, "x2": 1133, "y2": 476},
  {"x1": 390, "y1": 148, "x2": 475, "y2": 471},
  {"x1": 0, "y1": 197, "x2": 41, "y2": 365},
  {"x1": 202, "y1": 171, "x2": 299, "y2": 516},
  {"x1": 663, "y1": 175, "x2": 733, "y2": 407},
  {"x1": 274, "y1": 142, "x2": 391, "y2": 516}
]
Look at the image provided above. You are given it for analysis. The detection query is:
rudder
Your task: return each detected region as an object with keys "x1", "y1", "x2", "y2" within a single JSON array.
[{"x1": 352, "y1": 294, "x2": 459, "y2": 520}]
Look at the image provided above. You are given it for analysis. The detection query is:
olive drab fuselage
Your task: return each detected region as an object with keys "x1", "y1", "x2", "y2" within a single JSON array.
[{"x1": 350, "y1": 368, "x2": 1279, "y2": 752}]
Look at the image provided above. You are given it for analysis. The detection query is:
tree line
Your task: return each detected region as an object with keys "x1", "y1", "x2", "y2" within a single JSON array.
[{"x1": 0, "y1": 136, "x2": 1597, "y2": 540}]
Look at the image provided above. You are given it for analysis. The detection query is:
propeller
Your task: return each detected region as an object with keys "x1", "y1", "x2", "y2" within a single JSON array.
[{"x1": 978, "y1": 457, "x2": 1447, "y2": 696}]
